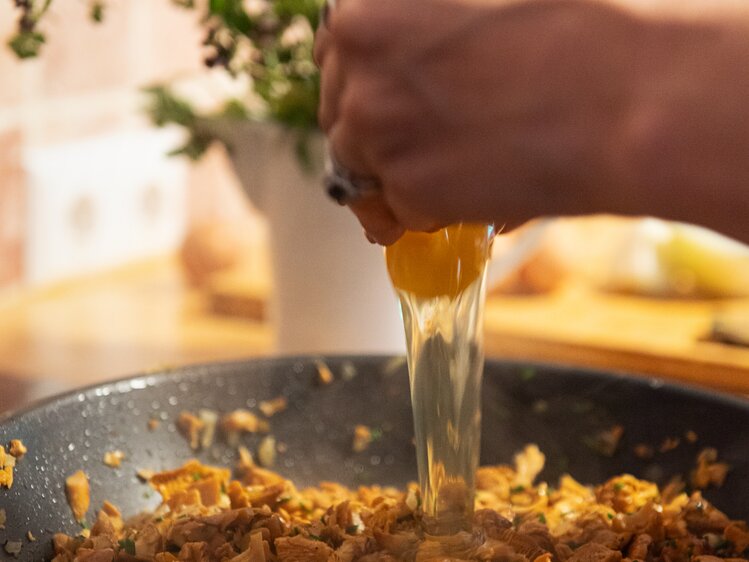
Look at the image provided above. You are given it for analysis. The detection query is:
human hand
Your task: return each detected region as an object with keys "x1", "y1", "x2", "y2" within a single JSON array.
[{"x1": 315, "y1": 0, "x2": 649, "y2": 244}]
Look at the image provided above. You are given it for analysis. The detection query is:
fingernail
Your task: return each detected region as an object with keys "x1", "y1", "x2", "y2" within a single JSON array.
[{"x1": 365, "y1": 230, "x2": 378, "y2": 244}]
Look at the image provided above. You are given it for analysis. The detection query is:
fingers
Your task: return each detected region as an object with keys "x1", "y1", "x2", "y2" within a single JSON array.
[
  {"x1": 313, "y1": 15, "x2": 331, "y2": 65},
  {"x1": 348, "y1": 194, "x2": 405, "y2": 246},
  {"x1": 327, "y1": 122, "x2": 403, "y2": 244},
  {"x1": 327, "y1": 120, "x2": 373, "y2": 178},
  {"x1": 316, "y1": 0, "x2": 407, "y2": 245},
  {"x1": 318, "y1": 51, "x2": 344, "y2": 133}
]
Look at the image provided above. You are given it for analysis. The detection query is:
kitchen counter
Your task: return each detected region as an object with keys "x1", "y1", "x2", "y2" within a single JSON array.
[
  {"x1": 485, "y1": 286, "x2": 749, "y2": 395},
  {"x1": 1, "y1": 255, "x2": 748, "y2": 414},
  {"x1": 0, "y1": 256, "x2": 272, "y2": 391}
]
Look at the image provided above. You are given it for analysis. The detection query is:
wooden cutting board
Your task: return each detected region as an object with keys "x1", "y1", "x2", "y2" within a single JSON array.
[
  {"x1": 205, "y1": 260, "x2": 749, "y2": 394},
  {"x1": 483, "y1": 285, "x2": 749, "y2": 395}
]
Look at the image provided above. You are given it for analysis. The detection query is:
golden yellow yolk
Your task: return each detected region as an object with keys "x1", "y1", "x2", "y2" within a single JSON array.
[{"x1": 385, "y1": 224, "x2": 492, "y2": 299}]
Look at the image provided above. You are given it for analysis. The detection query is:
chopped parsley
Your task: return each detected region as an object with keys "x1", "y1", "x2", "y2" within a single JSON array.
[
  {"x1": 538, "y1": 513, "x2": 547, "y2": 524},
  {"x1": 308, "y1": 533, "x2": 324, "y2": 542},
  {"x1": 607, "y1": 513, "x2": 614, "y2": 520},
  {"x1": 346, "y1": 525, "x2": 359, "y2": 534},
  {"x1": 192, "y1": 472, "x2": 202, "y2": 481},
  {"x1": 614, "y1": 482, "x2": 625, "y2": 491},
  {"x1": 118, "y1": 539, "x2": 136, "y2": 555},
  {"x1": 510, "y1": 485, "x2": 525, "y2": 494}
]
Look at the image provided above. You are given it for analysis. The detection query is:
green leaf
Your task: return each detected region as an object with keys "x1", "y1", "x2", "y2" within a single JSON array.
[
  {"x1": 143, "y1": 85, "x2": 197, "y2": 128},
  {"x1": 209, "y1": 0, "x2": 226, "y2": 13},
  {"x1": 8, "y1": 31, "x2": 46, "y2": 59},
  {"x1": 90, "y1": 1, "x2": 105, "y2": 23},
  {"x1": 168, "y1": 135, "x2": 212, "y2": 161},
  {"x1": 209, "y1": 0, "x2": 253, "y2": 34},
  {"x1": 221, "y1": 99, "x2": 250, "y2": 120},
  {"x1": 274, "y1": 0, "x2": 325, "y2": 27},
  {"x1": 270, "y1": 76, "x2": 319, "y2": 130}
]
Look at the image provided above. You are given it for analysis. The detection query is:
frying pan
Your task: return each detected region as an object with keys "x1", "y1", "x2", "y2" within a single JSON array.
[{"x1": 1, "y1": 356, "x2": 748, "y2": 561}]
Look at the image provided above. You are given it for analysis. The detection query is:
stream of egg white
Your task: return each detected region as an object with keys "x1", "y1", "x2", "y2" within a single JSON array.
[{"x1": 397, "y1": 269, "x2": 489, "y2": 535}]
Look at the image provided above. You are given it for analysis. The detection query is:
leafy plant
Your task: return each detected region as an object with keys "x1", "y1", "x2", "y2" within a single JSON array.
[{"x1": 7, "y1": 0, "x2": 324, "y2": 160}]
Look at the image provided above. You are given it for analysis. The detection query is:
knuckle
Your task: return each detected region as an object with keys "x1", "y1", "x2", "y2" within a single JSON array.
[
  {"x1": 317, "y1": 102, "x2": 335, "y2": 133},
  {"x1": 381, "y1": 167, "x2": 442, "y2": 233},
  {"x1": 339, "y1": 79, "x2": 394, "y2": 135},
  {"x1": 338, "y1": 88, "x2": 371, "y2": 134},
  {"x1": 312, "y1": 28, "x2": 330, "y2": 66},
  {"x1": 331, "y1": 1, "x2": 388, "y2": 51},
  {"x1": 383, "y1": 189, "x2": 424, "y2": 231}
]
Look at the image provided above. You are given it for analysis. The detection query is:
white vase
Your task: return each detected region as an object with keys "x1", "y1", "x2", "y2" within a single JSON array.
[{"x1": 199, "y1": 119, "x2": 405, "y2": 355}]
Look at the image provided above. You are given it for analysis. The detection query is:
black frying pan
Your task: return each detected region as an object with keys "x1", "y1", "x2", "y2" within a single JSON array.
[{"x1": 1, "y1": 356, "x2": 748, "y2": 561}]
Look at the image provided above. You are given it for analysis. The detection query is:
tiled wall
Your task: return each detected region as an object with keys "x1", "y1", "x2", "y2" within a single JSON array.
[{"x1": 0, "y1": 1, "x2": 257, "y2": 290}]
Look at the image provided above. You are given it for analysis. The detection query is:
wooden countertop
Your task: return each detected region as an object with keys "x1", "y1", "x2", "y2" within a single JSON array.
[
  {"x1": 484, "y1": 286, "x2": 749, "y2": 395},
  {"x1": 1, "y1": 255, "x2": 748, "y2": 413},
  {"x1": 0, "y1": 256, "x2": 273, "y2": 390}
]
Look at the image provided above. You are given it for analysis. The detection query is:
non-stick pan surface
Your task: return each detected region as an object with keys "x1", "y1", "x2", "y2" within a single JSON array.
[{"x1": 1, "y1": 356, "x2": 748, "y2": 560}]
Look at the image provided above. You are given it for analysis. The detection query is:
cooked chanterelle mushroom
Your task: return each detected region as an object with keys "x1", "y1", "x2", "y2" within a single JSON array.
[
  {"x1": 49, "y1": 445, "x2": 747, "y2": 562},
  {"x1": 0, "y1": 439, "x2": 27, "y2": 490},
  {"x1": 65, "y1": 470, "x2": 90, "y2": 523}
]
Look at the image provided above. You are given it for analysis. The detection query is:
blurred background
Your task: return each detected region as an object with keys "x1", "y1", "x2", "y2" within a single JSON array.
[
  {"x1": 0, "y1": 1, "x2": 276, "y2": 402},
  {"x1": 1, "y1": 0, "x2": 749, "y2": 412}
]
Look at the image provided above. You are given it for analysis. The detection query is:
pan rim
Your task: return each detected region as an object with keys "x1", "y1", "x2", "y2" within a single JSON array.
[{"x1": 1, "y1": 355, "x2": 748, "y2": 427}]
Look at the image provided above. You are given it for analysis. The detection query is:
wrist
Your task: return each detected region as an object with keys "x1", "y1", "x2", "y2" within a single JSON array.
[{"x1": 611, "y1": 13, "x2": 749, "y2": 227}]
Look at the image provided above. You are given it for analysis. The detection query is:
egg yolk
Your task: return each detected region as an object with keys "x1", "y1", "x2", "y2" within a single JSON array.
[{"x1": 386, "y1": 224, "x2": 492, "y2": 299}]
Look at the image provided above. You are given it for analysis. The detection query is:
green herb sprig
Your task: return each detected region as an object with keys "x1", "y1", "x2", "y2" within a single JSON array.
[{"x1": 8, "y1": 0, "x2": 324, "y2": 161}]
